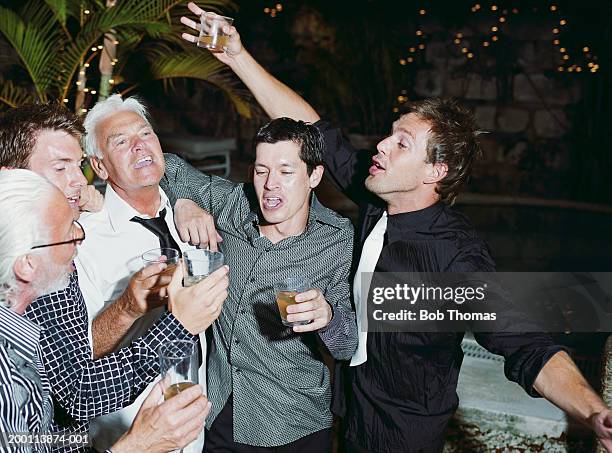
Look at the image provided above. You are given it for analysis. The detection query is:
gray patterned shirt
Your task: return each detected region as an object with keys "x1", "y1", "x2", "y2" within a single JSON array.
[{"x1": 161, "y1": 154, "x2": 357, "y2": 447}]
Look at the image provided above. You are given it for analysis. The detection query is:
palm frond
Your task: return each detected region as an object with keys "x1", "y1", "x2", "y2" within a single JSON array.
[
  {"x1": 148, "y1": 49, "x2": 252, "y2": 118},
  {"x1": 43, "y1": 0, "x2": 67, "y2": 26},
  {"x1": 0, "y1": 76, "x2": 38, "y2": 107},
  {"x1": 0, "y1": 6, "x2": 60, "y2": 99}
]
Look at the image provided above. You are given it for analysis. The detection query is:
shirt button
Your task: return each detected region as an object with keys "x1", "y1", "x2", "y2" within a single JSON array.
[
  {"x1": 249, "y1": 277, "x2": 255, "y2": 283},
  {"x1": 235, "y1": 339, "x2": 240, "y2": 344}
]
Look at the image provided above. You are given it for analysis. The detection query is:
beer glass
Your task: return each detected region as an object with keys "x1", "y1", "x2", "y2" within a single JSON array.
[
  {"x1": 274, "y1": 277, "x2": 312, "y2": 327},
  {"x1": 141, "y1": 248, "x2": 180, "y2": 290},
  {"x1": 183, "y1": 250, "x2": 225, "y2": 287},
  {"x1": 159, "y1": 340, "x2": 199, "y2": 453},
  {"x1": 197, "y1": 13, "x2": 234, "y2": 53},
  {"x1": 159, "y1": 340, "x2": 198, "y2": 400}
]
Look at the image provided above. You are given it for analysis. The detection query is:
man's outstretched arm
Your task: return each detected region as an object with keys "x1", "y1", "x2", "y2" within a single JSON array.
[{"x1": 533, "y1": 350, "x2": 612, "y2": 451}]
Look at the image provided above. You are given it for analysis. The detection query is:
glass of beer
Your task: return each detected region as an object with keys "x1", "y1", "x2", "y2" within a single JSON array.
[
  {"x1": 159, "y1": 340, "x2": 198, "y2": 400},
  {"x1": 274, "y1": 277, "x2": 312, "y2": 327},
  {"x1": 183, "y1": 249, "x2": 225, "y2": 287},
  {"x1": 197, "y1": 13, "x2": 234, "y2": 53},
  {"x1": 142, "y1": 248, "x2": 180, "y2": 290}
]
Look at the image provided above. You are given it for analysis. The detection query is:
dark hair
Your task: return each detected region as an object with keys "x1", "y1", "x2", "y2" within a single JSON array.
[
  {"x1": 403, "y1": 98, "x2": 483, "y2": 205},
  {"x1": 253, "y1": 117, "x2": 324, "y2": 175},
  {"x1": 0, "y1": 102, "x2": 85, "y2": 169}
]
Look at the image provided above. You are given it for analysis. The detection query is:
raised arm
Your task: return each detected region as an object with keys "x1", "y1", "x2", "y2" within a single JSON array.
[{"x1": 180, "y1": 2, "x2": 319, "y2": 123}]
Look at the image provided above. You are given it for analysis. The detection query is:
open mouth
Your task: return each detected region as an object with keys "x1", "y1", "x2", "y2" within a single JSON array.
[
  {"x1": 66, "y1": 195, "x2": 80, "y2": 208},
  {"x1": 134, "y1": 155, "x2": 153, "y2": 169},
  {"x1": 369, "y1": 157, "x2": 386, "y2": 175},
  {"x1": 263, "y1": 196, "x2": 283, "y2": 210}
]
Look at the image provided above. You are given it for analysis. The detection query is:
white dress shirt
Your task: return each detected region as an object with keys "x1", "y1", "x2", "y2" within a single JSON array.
[
  {"x1": 76, "y1": 184, "x2": 205, "y2": 453},
  {"x1": 350, "y1": 211, "x2": 387, "y2": 366}
]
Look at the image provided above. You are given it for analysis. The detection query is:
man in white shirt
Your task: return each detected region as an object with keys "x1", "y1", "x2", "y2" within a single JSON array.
[{"x1": 76, "y1": 94, "x2": 225, "y2": 452}]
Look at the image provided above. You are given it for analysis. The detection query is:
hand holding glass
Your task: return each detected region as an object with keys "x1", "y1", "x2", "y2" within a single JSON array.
[
  {"x1": 274, "y1": 277, "x2": 312, "y2": 327},
  {"x1": 198, "y1": 13, "x2": 233, "y2": 53},
  {"x1": 141, "y1": 247, "x2": 180, "y2": 291}
]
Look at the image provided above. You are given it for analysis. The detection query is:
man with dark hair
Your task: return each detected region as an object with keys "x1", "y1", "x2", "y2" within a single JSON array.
[
  {"x1": 0, "y1": 102, "x2": 102, "y2": 212},
  {"x1": 161, "y1": 115, "x2": 358, "y2": 452},
  {"x1": 181, "y1": 6, "x2": 612, "y2": 452}
]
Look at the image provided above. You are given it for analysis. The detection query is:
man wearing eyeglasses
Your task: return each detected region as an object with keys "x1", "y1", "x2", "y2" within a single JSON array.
[
  {"x1": 0, "y1": 103, "x2": 228, "y2": 452},
  {"x1": 0, "y1": 169, "x2": 212, "y2": 453}
]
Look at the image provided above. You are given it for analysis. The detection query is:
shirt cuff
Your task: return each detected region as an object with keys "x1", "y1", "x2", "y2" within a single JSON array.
[{"x1": 318, "y1": 303, "x2": 340, "y2": 336}]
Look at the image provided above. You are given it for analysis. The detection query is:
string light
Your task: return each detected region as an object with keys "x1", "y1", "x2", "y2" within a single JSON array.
[
  {"x1": 84, "y1": 63, "x2": 90, "y2": 68},
  {"x1": 97, "y1": 45, "x2": 103, "y2": 50},
  {"x1": 552, "y1": 28, "x2": 559, "y2": 34},
  {"x1": 559, "y1": 47, "x2": 566, "y2": 52},
  {"x1": 91, "y1": 90, "x2": 97, "y2": 94},
  {"x1": 550, "y1": 5, "x2": 558, "y2": 12},
  {"x1": 491, "y1": 26, "x2": 498, "y2": 32},
  {"x1": 553, "y1": 39, "x2": 560, "y2": 45},
  {"x1": 63, "y1": 98, "x2": 69, "y2": 103},
  {"x1": 559, "y1": 19, "x2": 567, "y2": 25},
  {"x1": 499, "y1": 16, "x2": 506, "y2": 23},
  {"x1": 418, "y1": 43, "x2": 425, "y2": 50},
  {"x1": 583, "y1": 47, "x2": 589, "y2": 52},
  {"x1": 492, "y1": 35, "x2": 499, "y2": 41},
  {"x1": 558, "y1": 66, "x2": 564, "y2": 72},
  {"x1": 84, "y1": 9, "x2": 90, "y2": 14},
  {"x1": 416, "y1": 30, "x2": 423, "y2": 36},
  {"x1": 483, "y1": 41, "x2": 490, "y2": 47},
  {"x1": 263, "y1": 3, "x2": 283, "y2": 17},
  {"x1": 419, "y1": 9, "x2": 426, "y2": 15},
  {"x1": 467, "y1": 52, "x2": 474, "y2": 58},
  {"x1": 454, "y1": 38, "x2": 461, "y2": 44},
  {"x1": 491, "y1": 5, "x2": 498, "y2": 11}
]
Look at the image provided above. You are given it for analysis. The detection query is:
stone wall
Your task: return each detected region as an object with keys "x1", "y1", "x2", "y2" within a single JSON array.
[{"x1": 409, "y1": 19, "x2": 585, "y2": 200}]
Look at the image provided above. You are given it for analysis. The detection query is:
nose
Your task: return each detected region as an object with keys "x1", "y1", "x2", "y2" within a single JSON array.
[
  {"x1": 264, "y1": 172, "x2": 279, "y2": 190},
  {"x1": 132, "y1": 136, "x2": 145, "y2": 153},
  {"x1": 71, "y1": 167, "x2": 87, "y2": 189},
  {"x1": 376, "y1": 136, "x2": 391, "y2": 155}
]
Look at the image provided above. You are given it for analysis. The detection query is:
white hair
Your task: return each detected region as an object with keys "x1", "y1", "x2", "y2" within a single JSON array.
[
  {"x1": 0, "y1": 170, "x2": 57, "y2": 308},
  {"x1": 83, "y1": 94, "x2": 151, "y2": 159}
]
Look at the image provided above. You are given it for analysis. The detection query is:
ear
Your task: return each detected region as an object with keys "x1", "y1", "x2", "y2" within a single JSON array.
[
  {"x1": 308, "y1": 165, "x2": 324, "y2": 189},
  {"x1": 13, "y1": 254, "x2": 38, "y2": 285},
  {"x1": 424, "y1": 162, "x2": 448, "y2": 185},
  {"x1": 90, "y1": 157, "x2": 109, "y2": 181}
]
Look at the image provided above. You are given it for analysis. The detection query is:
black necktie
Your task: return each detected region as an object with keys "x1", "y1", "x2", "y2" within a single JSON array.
[{"x1": 130, "y1": 208, "x2": 181, "y2": 253}]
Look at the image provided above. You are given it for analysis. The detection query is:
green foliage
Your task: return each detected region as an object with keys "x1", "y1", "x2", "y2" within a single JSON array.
[{"x1": 0, "y1": 0, "x2": 251, "y2": 117}]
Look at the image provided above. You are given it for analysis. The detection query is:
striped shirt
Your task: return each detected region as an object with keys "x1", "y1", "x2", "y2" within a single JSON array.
[
  {"x1": 0, "y1": 305, "x2": 52, "y2": 452},
  {"x1": 162, "y1": 154, "x2": 358, "y2": 447},
  {"x1": 23, "y1": 270, "x2": 193, "y2": 452}
]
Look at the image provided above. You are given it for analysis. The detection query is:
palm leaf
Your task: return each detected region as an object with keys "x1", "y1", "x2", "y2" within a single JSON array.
[
  {"x1": 0, "y1": 76, "x2": 38, "y2": 107},
  {"x1": 43, "y1": 0, "x2": 67, "y2": 26},
  {"x1": 148, "y1": 49, "x2": 252, "y2": 118},
  {"x1": 0, "y1": 5, "x2": 60, "y2": 99}
]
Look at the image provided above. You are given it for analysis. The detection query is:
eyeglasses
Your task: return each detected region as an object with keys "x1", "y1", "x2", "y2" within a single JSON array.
[{"x1": 31, "y1": 220, "x2": 86, "y2": 250}]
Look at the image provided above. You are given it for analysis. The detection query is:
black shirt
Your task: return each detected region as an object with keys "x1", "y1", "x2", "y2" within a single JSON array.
[{"x1": 315, "y1": 120, "x2": 565, "y2": 453}]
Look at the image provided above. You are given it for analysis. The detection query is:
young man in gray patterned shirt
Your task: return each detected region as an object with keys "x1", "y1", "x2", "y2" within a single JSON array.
[{"x1": 161, "y1": 118, "x2": 358, "y2": 452}]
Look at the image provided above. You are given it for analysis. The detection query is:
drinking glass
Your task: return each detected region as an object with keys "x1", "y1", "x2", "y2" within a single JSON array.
[
  {"x1": 274, "y1": 277, "x2": 312, "y2": 327},
  {"x1": 197, "y1": 13, "x2": 234, "y2": 53},
  {"x1": 183, "y1": 250, "x2": 225, "y2": 287}
]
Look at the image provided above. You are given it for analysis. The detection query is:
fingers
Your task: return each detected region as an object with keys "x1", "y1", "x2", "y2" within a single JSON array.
[
  {"x1": 141, "y1": 380, "x2": 164, "y2": 409},
  {"x1": 138, "y1": 262, "x2": 167, "y2": 281},
  {"x1": 181, "y1": 32, "x2": 198, "y2": 44},
  {"x1": 187, "y1": 1, "x2": 204, "y2": 16},
  {"x1": 199, "y1": 265, "x2": 229, "y2": 288},
  {"x1": 207, "y1": 223, "x2": 218, "y2": 252},
  {"x1": 293, "y1": 319, "x2": 325, "y2": 333},
  {"x1": 168, "y1": 261, "x2": 184, "y2": 289},
  {"x1": 294, "y1": 289, "x2": 319, "y2": 303},
  {"x1": 180, "y1": 16, "x2": 199, "y2": 31}
]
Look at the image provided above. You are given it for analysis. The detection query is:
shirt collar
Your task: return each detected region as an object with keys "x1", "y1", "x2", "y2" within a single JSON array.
[
  {"x1": 0, "y1": 305, "x2": 41, "y2": 363},
  {"x1": 241, "y1": 192, "x2": 346, "y2": 238},
  {"x1": 104, "y1": 184, "x2": 171, "y2": 233}
]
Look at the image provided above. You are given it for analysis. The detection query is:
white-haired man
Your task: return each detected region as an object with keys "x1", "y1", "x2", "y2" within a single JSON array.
[
  {"x1": 0, "y1": 169, "x2": 211, "y2": 453},
  {"x1": 77, "y1": 94, "x2": 226, "y2": 452},
  {"x1": 0, "y1": 103, "x2": 228, "y2": 453}
]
